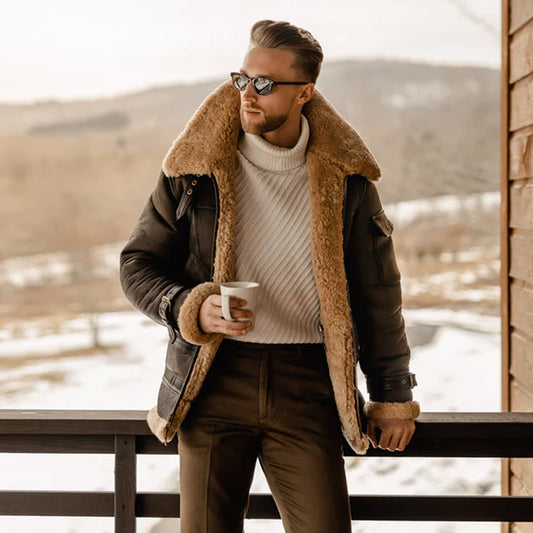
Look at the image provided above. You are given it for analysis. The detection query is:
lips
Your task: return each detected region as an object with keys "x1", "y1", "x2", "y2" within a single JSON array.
[{"x1": 243, "y1": 108, "x2": 260, "y2": 115}]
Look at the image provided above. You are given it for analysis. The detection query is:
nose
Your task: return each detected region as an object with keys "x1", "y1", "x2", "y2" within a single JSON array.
[{"x1": 242, "y1": 80, "x2": 257, "y2": 101}]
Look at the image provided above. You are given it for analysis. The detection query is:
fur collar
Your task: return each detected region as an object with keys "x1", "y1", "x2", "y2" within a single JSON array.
[{"x1": 162, "y1": 80, "x2": 381, "y2": 182}]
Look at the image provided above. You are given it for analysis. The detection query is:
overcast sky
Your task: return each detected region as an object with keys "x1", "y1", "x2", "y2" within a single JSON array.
[{"x1": 0, "y1": 0, "x2": 501, "y2": 104}]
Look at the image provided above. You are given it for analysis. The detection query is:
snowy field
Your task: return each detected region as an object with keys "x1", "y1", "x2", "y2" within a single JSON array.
[{"x1": 0, "y1": 306, "x2": 502, "y2": 533}]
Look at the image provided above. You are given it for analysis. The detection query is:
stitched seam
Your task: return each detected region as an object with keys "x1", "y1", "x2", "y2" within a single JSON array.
[
  {"x1": 204, "y1": 422, "x2": 214, "y2": 532},
  {"x1": 371, "y1": 211, "x2": 400, "y2": 287},
  {"x1": 259, "y1": 352, "x2": 269, "y2": 420}
]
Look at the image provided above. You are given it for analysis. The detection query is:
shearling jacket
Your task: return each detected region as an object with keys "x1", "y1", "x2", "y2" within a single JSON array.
[{"x1": 119, "y1": 80, "x2": 419, "y2": 455}]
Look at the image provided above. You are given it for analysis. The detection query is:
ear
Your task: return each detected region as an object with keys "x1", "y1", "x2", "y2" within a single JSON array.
[{"x1": 298, "y1": 83, "x2": 315, "y2": 105}]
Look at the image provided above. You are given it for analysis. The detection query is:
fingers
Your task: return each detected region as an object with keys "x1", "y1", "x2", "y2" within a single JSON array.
[
  {"x1": 385, "y1": 430, "x2": 402, "y2": 452},
  {"x1": 369, "y1": 419, "x2": 416, "y2": 452},
  {"x1": 212, "y1": 296, "x2": 253, "y2": 320},
  {"x1": 200, "y1": 295, "x2": 253, "y2": 335},
  {"x1": 397, "y1": 420, "x2": 416, "y2": 451},
  {"x1": 212, "y1": 313, "x2": 251, "y2": 335},
  {"x1": 397, "y1": 428, "x2": 411, "y2": 452},
  {"x1": 378, "y1": 426, "x2": 395, "y2": 451}
]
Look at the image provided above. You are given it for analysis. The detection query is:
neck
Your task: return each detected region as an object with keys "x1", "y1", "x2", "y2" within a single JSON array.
[
  {"x1": 237, "y1": 114, "x2": 309, "y2": 172},
  {"x1": 261, "y1": 112, "x2": 302, "y2": 148}
]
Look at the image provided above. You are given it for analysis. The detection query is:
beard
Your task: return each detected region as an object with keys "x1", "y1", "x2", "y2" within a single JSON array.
[{"x1": 240, "y1": 108, "x2": 289, "y2": 135}]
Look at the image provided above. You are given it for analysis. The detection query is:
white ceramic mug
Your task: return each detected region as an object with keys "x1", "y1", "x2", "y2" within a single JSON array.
[{"x1": 220, "y1": 281, "x2": 260, "y2": 331}]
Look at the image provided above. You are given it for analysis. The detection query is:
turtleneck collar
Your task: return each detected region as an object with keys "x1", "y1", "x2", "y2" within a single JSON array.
[{"x1": 237, "y1": 114, "x2": 309, "y2": 172}]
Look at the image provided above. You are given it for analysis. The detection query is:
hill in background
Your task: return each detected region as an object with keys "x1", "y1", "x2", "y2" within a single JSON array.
[
  {"x1": 0, "y1": 58, "x2": 501, "y2": 321},
  {"x1": 0, "y1": 58, "x2": 499, "y2": 258}
]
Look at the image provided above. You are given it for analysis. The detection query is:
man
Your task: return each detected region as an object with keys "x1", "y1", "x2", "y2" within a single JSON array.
[{"x1": 120, "y1": 19, "x2": 419, "y2": 533}]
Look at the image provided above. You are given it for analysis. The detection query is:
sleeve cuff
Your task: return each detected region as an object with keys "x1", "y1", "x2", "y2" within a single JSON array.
[
  {"x1": 364, "y1": 400, "x2": 420, "y2": 420},
  {"x1": 177, "y1": 281, "x2": 223, "y2": 345}
]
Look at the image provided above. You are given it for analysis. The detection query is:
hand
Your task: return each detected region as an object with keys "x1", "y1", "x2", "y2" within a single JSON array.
[
  {"x1": 367, "y1": 418, "x2": 415, "y2": 452},
  {"x1": 198, "y1": 294, "x2": 253, "y2": 336}
]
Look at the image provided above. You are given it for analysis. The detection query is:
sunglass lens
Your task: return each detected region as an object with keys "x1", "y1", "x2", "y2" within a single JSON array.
[
  {"x1": 254, "y1": 77, "x2": 272, "y2": 95},
  {"x1": 232, "y1": 73, "x2": 249, "y2": 91}
]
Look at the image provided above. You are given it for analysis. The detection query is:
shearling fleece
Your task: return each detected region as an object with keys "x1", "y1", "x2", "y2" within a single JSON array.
[
  {"x1": 364, "y1": 401, "x2": 420, "y2": 420},
  {"x1": 148, "y1": 80, "x2": 418, "y2": 455},
  {"x1": 177, "y1": 282, "x2": 223, "y2": 345}
]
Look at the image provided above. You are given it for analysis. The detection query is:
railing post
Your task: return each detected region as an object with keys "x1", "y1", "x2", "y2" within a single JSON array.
[{"x1": 114, "y1": 435, "x2": 136, "y2": 533}]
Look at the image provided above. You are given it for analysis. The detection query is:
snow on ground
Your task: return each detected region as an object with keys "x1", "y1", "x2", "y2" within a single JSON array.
[
  {"x1": 0, "y1": 192, "x2": 500, "y2": 292},
  {"x1": 0, "y1": 308, "x2": 502, "y2": 532},
  {"x1": 384, "y1": 192, "x2": 500, "y2": 226},
  {"x1": 0, "y1": 243, "x2": 123, "y2": 288}
]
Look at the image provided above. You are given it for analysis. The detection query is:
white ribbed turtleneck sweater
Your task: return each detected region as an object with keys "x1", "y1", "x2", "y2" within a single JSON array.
[{"x1": 226, "y1": 114, "x2": 323, "y2": 343}]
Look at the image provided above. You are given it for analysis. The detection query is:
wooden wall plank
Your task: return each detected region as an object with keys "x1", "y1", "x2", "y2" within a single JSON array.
[
  {"x1": 510, "y1": 18, "x2": 533, "y2": 83},
  {"x1": 510, "y1": 73, "x2": 533, "y2": 132},
  {"x1": 511, "y1": 475, "x2": 531, "y2": 499},
  {"x1": 510, "y1": 282, "x2": 533, "y2": 334},
  {"x1": 509, "y1": 129, "x2": 533, "y2": 180},
  {"x1": 509, "y1": 181, "x2": 533, "y2": 229},
  {"x1": 511, "y1": 522, "x2": 533, "y2": 533},
  {"x1": 510, "y1": 331, "x2": 533, "y2": 388},
  {"x1": 510, "y1": 378, "x2": 533, "y2": 411},
  {"x1": 510, "y1": 458, "x2": 533, "y2": 496},
  {"x1": 510, "y1": 233, "x2": 533, "y2": 283},
  {"x1": 510, "y1": 0, "x2": 533, "y2": 34}
]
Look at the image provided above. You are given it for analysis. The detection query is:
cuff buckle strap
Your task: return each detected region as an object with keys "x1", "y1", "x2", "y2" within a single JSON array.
[{"x1": 159, "y1": 286, "x2": 182, "y2": 342}]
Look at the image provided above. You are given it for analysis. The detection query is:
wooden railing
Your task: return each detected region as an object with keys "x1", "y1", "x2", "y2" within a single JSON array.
[{"x1": 1, "y1": 410, "x2": 532, "y2": 531}]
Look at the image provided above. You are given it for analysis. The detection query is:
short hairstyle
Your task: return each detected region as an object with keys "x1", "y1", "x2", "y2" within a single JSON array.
[{"x1": 249, "y1": 20, "x2": 323, "y2": 83}]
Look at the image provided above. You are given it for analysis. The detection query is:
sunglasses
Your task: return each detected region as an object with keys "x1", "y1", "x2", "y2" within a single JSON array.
[{"x1": 230, "y1": 72, "x2": 309, "y2": 96}]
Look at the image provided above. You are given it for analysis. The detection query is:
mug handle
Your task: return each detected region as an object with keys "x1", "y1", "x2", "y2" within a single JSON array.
[{"x1": 221, "y1": 293, "x2": 235, "y2": 321}]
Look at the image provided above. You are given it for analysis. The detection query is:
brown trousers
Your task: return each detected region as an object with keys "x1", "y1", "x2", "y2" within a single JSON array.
[{"x1": 177, "y1": 338, "x2": 352, "y2": 533}]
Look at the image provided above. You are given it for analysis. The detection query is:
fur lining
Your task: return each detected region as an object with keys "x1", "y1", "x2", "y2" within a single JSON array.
[
  {"x1": 306, "y1": 152, "x2": 370, "y2": 454},
  {"x1": 153, "y1": 80, "x2": 412, "y2": 455},
  {"x1": 146, "y1": 406, "x2": 168, "y2": 443},
  {"x1": 162, "y1": 80, "x2": 381, "y2": 182},
  {"x1": 364, "y1": 401, "x2": 421, "y2": 420},
  {"x1": 156, "y1": 154, "x2": 237, "y2": 445},
  {"x1": 177, "y1": 281, "x2": 223, "y2": 345}
]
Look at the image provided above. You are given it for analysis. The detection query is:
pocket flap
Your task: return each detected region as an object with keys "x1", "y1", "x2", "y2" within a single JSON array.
[{"x1": 371, "y1": 210, "x2": 394, "y2": 237}]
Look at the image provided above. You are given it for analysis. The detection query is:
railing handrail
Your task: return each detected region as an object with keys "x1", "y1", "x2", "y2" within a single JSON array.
[
  {"x1": 1, "y1": 410, "x2": 532, "y2": 456},
  {"x1": 1, "y1": 410, "x2": 533, "y2": 529}
]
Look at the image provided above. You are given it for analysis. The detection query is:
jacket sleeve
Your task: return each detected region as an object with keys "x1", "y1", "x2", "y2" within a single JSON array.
[
  {"x1": 119, "y1": 170, "x2": 221, "y2": 344},
  {"x1": 346, "y1": 177, "x2": 419, "y2": 419}
]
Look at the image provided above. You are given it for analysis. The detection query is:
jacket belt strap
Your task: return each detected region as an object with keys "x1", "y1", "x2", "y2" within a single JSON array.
[
  {"x1": 366, "y1": 372, "x2": 418, "y2": 393},
  {"x1": 159, "y1": 285, "x2": 182, "y2": 342}
]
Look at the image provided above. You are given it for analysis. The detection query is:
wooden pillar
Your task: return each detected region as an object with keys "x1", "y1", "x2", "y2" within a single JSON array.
[
  {"x1": 500, "y1": 1, "x2": 511, "y2": 531},
  {"x1": 502, "y1": 1, "x2": 533, "y2": 532}
]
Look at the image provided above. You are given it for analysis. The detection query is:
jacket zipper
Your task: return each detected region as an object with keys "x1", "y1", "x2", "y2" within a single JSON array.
[{"x1": 163, "y1": 173, "x2": 220, "y2": 445}]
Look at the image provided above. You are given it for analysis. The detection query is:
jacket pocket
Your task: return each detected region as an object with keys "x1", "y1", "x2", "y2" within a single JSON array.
[
  {"x1": 370, "y1": 210, "x2": 401, "y2": 286},
  {"x1": 156, "y1": 370, "x2": 182, "y2": 422}
]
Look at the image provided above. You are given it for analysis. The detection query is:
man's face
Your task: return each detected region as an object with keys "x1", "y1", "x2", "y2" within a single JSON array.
[{"x1": 238, "y1": 47, "x2": 313, "y2": 136}]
